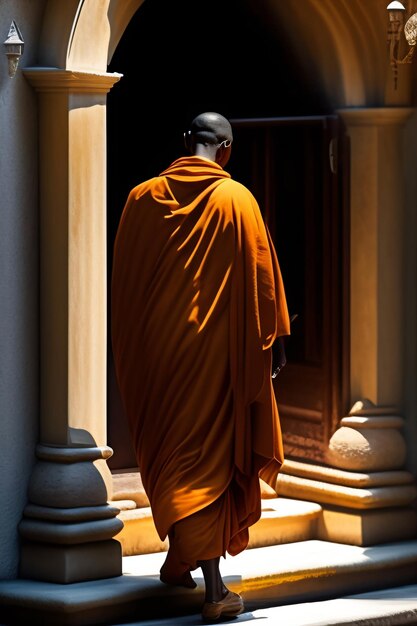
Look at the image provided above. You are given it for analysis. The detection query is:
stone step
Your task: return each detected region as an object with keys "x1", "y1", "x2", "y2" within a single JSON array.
[
  {"x1": 121, "y1": 539, "x2": 417, "y2": 615},
  {"x1": 2, "y1": 539, "x2": 417, "y2": 625},
  {"x1": 114, "y1": 498, "x2": 322, "y2": 556},
  {"x1": 107, "y1": 583, "x2": 417, "y2": 625}
]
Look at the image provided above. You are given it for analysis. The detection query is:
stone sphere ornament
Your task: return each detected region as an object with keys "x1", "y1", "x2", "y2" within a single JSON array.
[{"x1": 325, "y1": 399, "x2": 407, "y2": 472}]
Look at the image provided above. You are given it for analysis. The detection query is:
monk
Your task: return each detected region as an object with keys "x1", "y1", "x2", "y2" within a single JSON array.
[{"x1": 111, "y1": 112, "x2": 290, "y2": 621}]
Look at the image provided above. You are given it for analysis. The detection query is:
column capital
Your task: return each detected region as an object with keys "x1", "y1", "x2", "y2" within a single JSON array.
[
  {"x1": 337, "y1": 107, "x2": 416, "y2": 127},
  {"x1": 23, "y1": 66, "x2": 122, "y2": 94}
]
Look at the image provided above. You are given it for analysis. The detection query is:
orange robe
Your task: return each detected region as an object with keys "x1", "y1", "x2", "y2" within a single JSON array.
[{"x1": 111, "y1": 156, "x2": 290, "y2": 573}]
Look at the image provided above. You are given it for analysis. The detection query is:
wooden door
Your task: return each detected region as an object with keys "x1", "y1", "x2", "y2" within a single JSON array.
[{"x1": 229, "y1": 116, "x2": 350, "y2": 462}]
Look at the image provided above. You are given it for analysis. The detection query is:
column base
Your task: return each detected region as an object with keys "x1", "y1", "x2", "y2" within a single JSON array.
[
  {"x1": 318, "y1": 506, "x2": 417, "y2": 546},
  {"x1": 19, "y1": 443, "x2": 123, "y2": 583},
  {"x1": 20, "y1": 539, "x2": 122, "y2": 584},
  {"x1": 277, "y1": 457, "x2": 417, "y2": 546},
  {"x1": 0, "y1": 574, "x2": 150, "y2": 626}
]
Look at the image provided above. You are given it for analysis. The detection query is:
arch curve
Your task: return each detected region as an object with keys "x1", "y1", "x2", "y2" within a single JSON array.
[
  {"x1": 38, "y1": 0, "x2": 145, "y2": 72},
  {"x1": 37, "y1": 0, "x2": 409, "y2": 107},
  {"x1": 265, "y1": 0, "x2": 410, "y2": 107}
]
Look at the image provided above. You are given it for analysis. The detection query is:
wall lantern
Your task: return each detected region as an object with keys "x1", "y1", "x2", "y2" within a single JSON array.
[
  {"x1": 4, "y1": 21, "x2": 24, "y2": 78},
  {"x1": 387, "y1": 1, "x2": 417, "y2": 88}
]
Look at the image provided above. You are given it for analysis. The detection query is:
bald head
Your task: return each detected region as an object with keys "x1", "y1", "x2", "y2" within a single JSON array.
[
  {"x1": 184, "y1": 112, "x2": 233, "y2": 167},
  {"x1": 187, "y1": 112, "x2": 233, "y2": 146}
]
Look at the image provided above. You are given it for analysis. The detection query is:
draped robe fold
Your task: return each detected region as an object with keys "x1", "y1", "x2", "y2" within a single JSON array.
[{"x1": 111, "y1": 156, "x2": 290, "y2": 572}]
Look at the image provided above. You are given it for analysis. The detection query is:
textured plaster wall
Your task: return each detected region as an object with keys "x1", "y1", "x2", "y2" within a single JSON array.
[{"x1": 0, "y1": 0, "x2": 46, "y2": 578}]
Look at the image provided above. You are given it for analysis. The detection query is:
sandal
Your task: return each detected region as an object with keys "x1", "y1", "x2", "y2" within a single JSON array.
[{"x1": 201, "y1": 590, "x2": 244, "y2": 622}]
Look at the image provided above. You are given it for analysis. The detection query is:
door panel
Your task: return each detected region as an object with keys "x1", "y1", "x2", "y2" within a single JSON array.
[{"x1": 229, "y1": 116, "x2": 350, "y2": 462}]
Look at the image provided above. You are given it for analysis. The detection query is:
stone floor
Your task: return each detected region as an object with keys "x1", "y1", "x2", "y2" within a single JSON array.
[{"x1": 109, "y1": 584, "x2": 417, "y2": 625}]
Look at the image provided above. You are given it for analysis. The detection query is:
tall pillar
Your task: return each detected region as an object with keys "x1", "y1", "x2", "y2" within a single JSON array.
[
  {"x1": 278, "y1": 108, "x2": 417, "y2": 546},
  {"x1": 20, "y1": 68, "x2": 123, "y2": 583},
  {"x1": 339, "y1": 107, "x2": 415, "y2": 407}
]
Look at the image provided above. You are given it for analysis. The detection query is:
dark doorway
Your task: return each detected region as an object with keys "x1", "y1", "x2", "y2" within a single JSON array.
[
  {"x1": 106, "y1": 0, "x2": 345, "y2": 469},
  {"x1": 229, "y1": 116, "x2": 350, "y2": 461}
]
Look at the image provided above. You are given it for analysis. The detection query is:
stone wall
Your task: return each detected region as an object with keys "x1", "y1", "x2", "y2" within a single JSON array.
[{"x1": 0, "y1": 0, "x2": 46, "y2": 578}]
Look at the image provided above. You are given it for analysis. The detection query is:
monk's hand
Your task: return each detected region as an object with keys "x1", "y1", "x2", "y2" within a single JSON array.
[{"x1": 272, "y1": 336, "x2": 286, "y2": 378}]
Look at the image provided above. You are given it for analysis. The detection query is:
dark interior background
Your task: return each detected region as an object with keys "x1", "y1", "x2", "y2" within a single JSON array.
[
  {"x1": 107, "y1": 0, "x2": 329, "y2": 242},
  {"x1": 106, "y1": 0, "x2": 332, "y2": 469}
]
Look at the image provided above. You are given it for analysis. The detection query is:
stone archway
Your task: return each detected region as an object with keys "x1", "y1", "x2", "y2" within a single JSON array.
[
  {"x1": 31, "y1": 0, "x2": 398, "y2": 454},
  {"x1": 19, "y1": 0, "x2": 417, "y2": 584}
]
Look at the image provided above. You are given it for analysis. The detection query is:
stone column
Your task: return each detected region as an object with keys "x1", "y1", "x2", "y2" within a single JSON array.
[
  {"x1": 339, "y1": 107, "x2": 415, "y2": 408},
  {"x1": 277, "y1": 108, "x2": 417, "y2": 546},
  {"x1": 19, "y1": 68, "x2": 123, "y2": 583}
]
